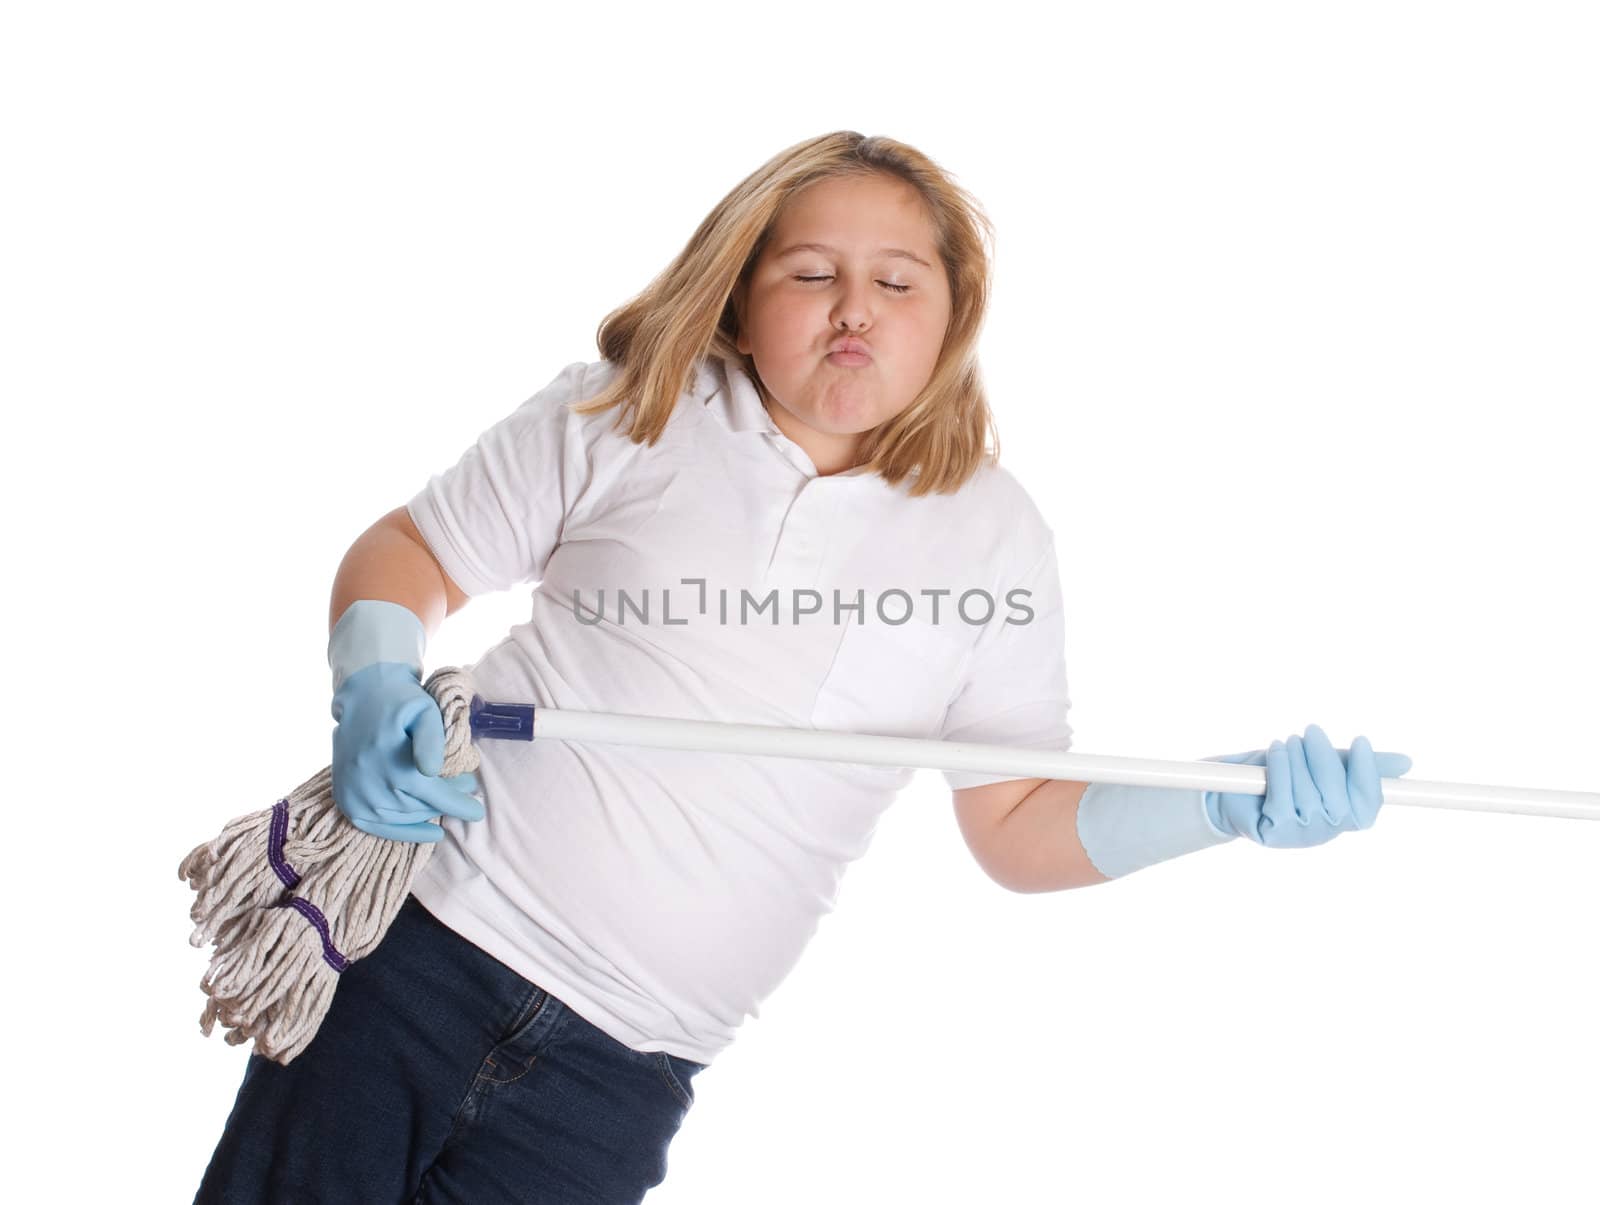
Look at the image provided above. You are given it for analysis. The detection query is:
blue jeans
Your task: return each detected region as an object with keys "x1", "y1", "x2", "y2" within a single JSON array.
[{"x1": 194, "y1": 895, "x2": 707, "y2": 1204}]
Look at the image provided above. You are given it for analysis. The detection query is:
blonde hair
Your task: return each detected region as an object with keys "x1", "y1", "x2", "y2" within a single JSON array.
[{"x1": 574, "y1": 131, "x2": 1000, "y2": 497}]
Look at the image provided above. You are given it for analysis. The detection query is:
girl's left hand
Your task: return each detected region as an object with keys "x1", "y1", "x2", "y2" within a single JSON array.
[{"x1": 1203, "y1": 723, "x2": 1413, "y2": 848}]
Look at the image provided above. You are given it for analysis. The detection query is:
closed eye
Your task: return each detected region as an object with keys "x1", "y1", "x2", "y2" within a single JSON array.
[{"x1": 795, "y1": 275, "x2": 911, "y2": 294}]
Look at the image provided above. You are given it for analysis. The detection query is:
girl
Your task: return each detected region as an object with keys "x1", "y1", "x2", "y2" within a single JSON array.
[{"x1": 195, "y1": 130, "x2": 1411, "y2": 1204}]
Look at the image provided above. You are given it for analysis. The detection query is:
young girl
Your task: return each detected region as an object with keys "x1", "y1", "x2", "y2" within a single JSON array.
[{"x1": 195, "y1": 130, "x2": 1411, "y2": 1203}]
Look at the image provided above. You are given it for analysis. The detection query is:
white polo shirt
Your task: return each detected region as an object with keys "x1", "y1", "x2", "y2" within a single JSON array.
[{"x1": 405, "y1": 355, "x2": 1073, "y2": 1065}]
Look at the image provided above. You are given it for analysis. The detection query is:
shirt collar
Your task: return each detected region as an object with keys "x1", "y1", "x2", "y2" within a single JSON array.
[
  {"x1": 697, "y1": 355, "x2": 780, "y2": 436},
  {"x1": 697, "y1": 356, "x2": 882, "y2": 480}
]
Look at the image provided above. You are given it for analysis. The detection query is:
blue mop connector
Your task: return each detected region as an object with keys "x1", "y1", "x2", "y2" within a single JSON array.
[{"x1": 468, "y1": 695, "x2": 536, "y2": 741}]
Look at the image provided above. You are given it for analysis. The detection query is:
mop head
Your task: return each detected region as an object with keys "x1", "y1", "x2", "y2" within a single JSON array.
[{"x1": 178, "y1": 665, "x2": 480, "y2": 1065}]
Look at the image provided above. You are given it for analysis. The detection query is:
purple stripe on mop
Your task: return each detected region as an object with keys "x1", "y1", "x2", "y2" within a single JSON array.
[
  {"x1": 267, "y1": 797, "x2": 349, "y2": 973},
  {"x1": 277, "y1": 896, "x2": 351, "y2": 973},
  {"x1": 268, "y1": 798, "x2": 301, "y2": 890}
]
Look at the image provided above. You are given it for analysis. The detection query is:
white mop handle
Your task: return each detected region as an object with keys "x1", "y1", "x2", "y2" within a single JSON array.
[{"x1": 528, "y1": 706, "x2": 1600, "y2": 822}]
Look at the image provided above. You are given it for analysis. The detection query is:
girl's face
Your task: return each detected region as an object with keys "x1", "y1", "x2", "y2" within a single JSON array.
[{"x1": 734, "y1": 173, "x2": 952, "y2": 476}]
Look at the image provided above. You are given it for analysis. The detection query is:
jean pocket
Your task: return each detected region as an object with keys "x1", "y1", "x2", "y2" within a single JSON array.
[{"x1": 653, "y1": 1051, "x2": 702, "y2": 1111}]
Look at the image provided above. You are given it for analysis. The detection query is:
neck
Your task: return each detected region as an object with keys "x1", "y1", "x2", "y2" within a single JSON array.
[{"x1": 762, "y1": 397, "x2": 865, "y2": 477}]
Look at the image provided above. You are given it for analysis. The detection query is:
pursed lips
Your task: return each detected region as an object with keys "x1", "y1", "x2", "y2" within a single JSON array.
[{"x1": 827, "y1": 337, "x2": 873, "y2": 361}]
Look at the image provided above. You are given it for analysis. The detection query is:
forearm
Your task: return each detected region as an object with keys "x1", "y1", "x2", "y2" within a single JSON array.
[
  {"x1": 990, "y1": 779, "x2": 1110, "y2": 894},
  {"x1": 329, "y1": 508, "x2": 457, "y2": 638}
]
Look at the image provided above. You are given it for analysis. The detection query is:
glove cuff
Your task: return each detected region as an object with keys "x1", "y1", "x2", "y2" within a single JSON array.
[
  {"x1": 328, "y1": 599, "x2": 427, "y2": 692},
  {"x1": 1076, "y1": 782, "x2": 1237, "y2": 880}
]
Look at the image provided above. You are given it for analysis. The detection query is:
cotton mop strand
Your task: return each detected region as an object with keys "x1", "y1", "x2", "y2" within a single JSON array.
[
  {"x1": 178, "y1": 667, "x2": 482, "y2": 1064},
  {"x1": 182, "y1": 667, "x2": 1600, "y2": 1067}
]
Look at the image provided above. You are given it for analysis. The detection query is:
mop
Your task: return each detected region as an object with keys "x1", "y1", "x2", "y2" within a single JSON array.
[
  {"x1": 180, "y1": 666, "x2": 1600, "y2": 1065},
  {"x1": 179, "y1": 668, "x2": 481, "y2": 1063}
]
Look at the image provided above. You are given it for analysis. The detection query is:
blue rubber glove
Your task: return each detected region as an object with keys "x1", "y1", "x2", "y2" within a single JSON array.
[
  {"x1": 1203, "y1": 723, "x2": 1412, "y2": 848},
  {"x1": 329, "y1": 600, "x2": 483, "y2": 843}
]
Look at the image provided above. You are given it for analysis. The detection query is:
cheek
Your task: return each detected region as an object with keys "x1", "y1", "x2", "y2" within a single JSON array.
[
  {"x1": 892, "y1": 310, "x2": 948, "y2": 365},
  {"x1": 753, "y1": 301, "x2": 814, "y2": 353}
]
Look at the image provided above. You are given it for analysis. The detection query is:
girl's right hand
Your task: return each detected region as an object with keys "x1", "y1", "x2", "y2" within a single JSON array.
[{"x1": 330, "y1": 661, "x2": 485, "y2": 843}]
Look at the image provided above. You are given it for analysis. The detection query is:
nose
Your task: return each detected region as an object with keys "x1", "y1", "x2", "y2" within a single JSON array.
[{"x1": 829, "y1": 273, "x2": 874, "y2": 332}]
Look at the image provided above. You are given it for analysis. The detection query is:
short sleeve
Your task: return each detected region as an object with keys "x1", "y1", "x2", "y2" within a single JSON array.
[
  {"x1": 937, "y1": 534, "x2": 1074, "y2": 791},
  {"x1": 405, "y1": 360, "x2": 593, "y2": 597}
]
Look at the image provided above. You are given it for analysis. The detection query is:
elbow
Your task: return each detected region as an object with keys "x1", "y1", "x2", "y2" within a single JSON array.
[{"x1": 991, "y1": 867, "x2": 1107, "y2": 895}]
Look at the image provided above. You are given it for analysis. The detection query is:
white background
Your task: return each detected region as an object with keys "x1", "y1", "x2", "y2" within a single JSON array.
[{"x1": 4, "y1": 2, "x2": 1597, "y2": 1202}]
